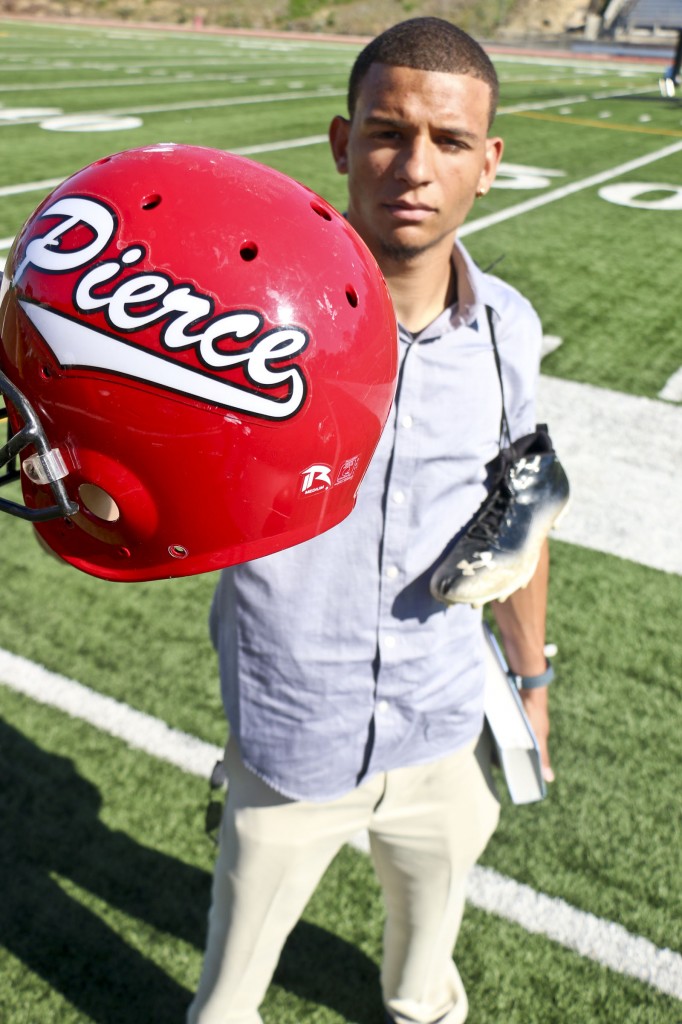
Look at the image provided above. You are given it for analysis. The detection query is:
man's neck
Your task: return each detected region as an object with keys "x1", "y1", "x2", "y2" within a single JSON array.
[{"x1": 380, "y1": 244, "x2": 457, "y2": 335}]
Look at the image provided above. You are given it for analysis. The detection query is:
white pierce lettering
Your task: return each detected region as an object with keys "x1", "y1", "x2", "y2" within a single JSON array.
[
  {"x1": 15, "y1": 196, "x2": 116, "y2": 282},
  {"x1": 15, "y1": 194, "x2": 310, "y2": 419}
]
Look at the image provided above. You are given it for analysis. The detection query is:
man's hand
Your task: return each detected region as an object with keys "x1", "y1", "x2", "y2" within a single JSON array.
[{"x1": 519, "y1": 685, "x2": 554, "y2": 783}]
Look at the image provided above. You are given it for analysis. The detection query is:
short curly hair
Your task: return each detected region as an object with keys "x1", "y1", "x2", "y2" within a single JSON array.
[{"x1": 347, "y1": 17, "x2": 499, "y2": 127}]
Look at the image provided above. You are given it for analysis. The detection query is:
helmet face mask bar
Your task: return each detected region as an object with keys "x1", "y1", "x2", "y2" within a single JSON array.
[
  {"x1": 0, "y1": 144, "x2": 398, "y2": 582},
  {"x1": 0, "y1": 370, "x2": 78, "y2": 523}
]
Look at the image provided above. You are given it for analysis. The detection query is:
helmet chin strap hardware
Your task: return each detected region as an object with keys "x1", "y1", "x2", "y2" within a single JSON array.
[{"x1": 0, "y1": 370, "x2": 79, "y2": 523}]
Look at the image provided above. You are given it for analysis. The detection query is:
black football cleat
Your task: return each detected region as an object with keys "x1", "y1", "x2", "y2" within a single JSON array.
[{"x1": 430, "y1": 426, "x2": 569, "y2": 608}]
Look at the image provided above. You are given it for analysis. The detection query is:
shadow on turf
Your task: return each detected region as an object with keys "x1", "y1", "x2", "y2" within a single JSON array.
[
  {"x1": 0, "y1": 721, "x2": 382, "y2": 1023},
  {"x1": 276, "y1": 924, "x2": 383, "y2": 1023}
]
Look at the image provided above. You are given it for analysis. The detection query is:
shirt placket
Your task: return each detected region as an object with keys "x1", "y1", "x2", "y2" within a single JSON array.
[{"x1": 370, "y1": 335, "x2": 423, "y2": 760}]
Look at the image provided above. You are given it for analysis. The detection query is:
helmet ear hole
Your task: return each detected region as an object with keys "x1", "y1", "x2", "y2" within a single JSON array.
[
  {"x1": 78, "y1": 483, "x2": 120, "y2": 522},
  {"x1": 345, "y1": 285, "x2": 358, "y2": 308},
  {"x1": 141, "y1": 194, "x2": 162, "y2": 211}
]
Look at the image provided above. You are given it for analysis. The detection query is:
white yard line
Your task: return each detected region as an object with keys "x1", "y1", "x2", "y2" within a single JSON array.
[
  {"x1": 0, "y1": 645, "x2": 680, "y2": 1000},
  {"x1": 0, "y1": 176, "x2": 65, "y2": 199},
  {"x1": 0, "y1": 86, "x2": 648, "y2": 128},
  {"x1": 0, "y1": 87, "x2": 345, "y2": 127},
  {"x1": 353, "y1": 831, "x2": 682, "y2": 1000},
  {"x1": 659, "y1": 367, "x2": 682, "y2": 402},
  {"x1": 499, "y1": 94, "x2": 588, "y2": 112},
  {"x1": 0, "y1": 648, "x2": 222, "y2": 776},
  {"x1": 234, "y1": 134, "x2": 328, "y2": 155},
  {"x1": 0, "y1": 138, "x2": 326, "y2": 202},
  {"x1": 0, "y1": 133, "x2": 329, "y2": 255},
  {"x1": 492, "y1": 53, "x2": 661, "y2": 73},
  {"x1": 2, "y1": 56, "x2": 348, "y2": 71},
  {"x1": 460, "y1": 138, "x2": 682, "y2": 236},
  {"x1": 0, "y1": 70, "x2": 346, "y2": 92},
  {"x1": 497, "y1": 85, "x2": 653, "y2": 115},
  {"x1": 466, "y1": 866, "x2": 682, "y2": 999}
]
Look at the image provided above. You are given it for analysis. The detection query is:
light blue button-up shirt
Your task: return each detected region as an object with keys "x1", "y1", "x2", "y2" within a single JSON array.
[{"x1": 210, "y1": 241, "x2": 543, "y2": 801}]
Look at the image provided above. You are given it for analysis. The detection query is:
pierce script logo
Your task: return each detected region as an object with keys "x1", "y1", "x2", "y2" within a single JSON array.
[{"x1": 15, "y1": 195, "x2": 309, "y2": 419}]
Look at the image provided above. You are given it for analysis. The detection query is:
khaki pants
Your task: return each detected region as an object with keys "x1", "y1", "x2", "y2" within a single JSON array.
[{"x1": 188, "y1": 733, "x2": 499, "y2": 1024}]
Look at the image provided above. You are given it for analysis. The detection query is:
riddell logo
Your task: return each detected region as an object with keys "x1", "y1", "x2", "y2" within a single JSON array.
[
  {"x1": 15, "y1": 194, "x2": 309, "y2": 421},
  {"x1": 301, "y1": 464, "x2": 332, "y2": 494}
]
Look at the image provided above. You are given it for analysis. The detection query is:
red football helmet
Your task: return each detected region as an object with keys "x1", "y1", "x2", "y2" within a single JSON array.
[{"x1": 0, "y1": 144, "x2": 397, "y2": 581}]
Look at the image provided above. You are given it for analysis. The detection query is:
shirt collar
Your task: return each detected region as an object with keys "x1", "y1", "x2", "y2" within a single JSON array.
[
  {"x1": 398, "y1": 239, "x2": 501, "y2": 344},
  {"x1": 450, "y1": 239, "x2": 502, "y2": 328}
]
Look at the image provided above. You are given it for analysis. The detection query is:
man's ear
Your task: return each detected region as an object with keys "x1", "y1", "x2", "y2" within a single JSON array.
[
  {"x1": 478, "y1": 135, "x2": 504, "y2": 194},
  {"x1": 329, "y1": 115, "x2": 351, "y2": 174}
]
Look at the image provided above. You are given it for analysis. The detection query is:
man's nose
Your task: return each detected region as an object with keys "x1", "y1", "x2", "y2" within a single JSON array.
[{"x1": 395, "y1": 136, "x2": 433, "y2": 187}]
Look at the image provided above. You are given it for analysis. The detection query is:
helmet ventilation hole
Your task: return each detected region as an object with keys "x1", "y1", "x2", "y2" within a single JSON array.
[
  {"x1": 345, "y1": 285, "x2": 359, "y2": 308},
  {"x1": 79, "y1": 483, "x2": 120, "y2": 522},
  {"x1": 169, "y1": 544, "x2": 188, "y2": 559},
  {"x1": 239, "y1": 242, "x2": 258, "y2": 261},
  {"x1": 311, "y1": 201, "x2": 332, "y2": 221},
  {"x1": 141, "y1": 194, "x2": 162, "y2": 210}
]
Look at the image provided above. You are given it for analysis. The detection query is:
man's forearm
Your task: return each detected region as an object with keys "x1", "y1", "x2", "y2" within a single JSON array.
[
  {"x1": 491, "y1": 539, "x2": 549, "y2": 676},
  {"x1": 492, "y1": 539, "x2": 554, "y2": 780}
]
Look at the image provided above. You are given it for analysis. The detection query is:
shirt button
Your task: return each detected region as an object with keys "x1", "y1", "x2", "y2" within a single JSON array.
[
  {"x1": 393, "y1": 490, "x2": 405, "y2": 505},
  {"x1": 377, "y1": 700, "x2": 390, "y2": 713},
  {"x1": 386, "y1": 565, "x2": 399, "y2": 579},
  {"x1": 401, "y1": 414, "x2": 414, "y2": 429},
  {"x1": 384, "y1": 636, "x2": 396, "y2": 649}
]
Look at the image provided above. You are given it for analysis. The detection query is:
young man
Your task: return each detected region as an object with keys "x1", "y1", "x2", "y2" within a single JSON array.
[{"x1": 188, "y1": 18, "x2": 552, "y2": 1024}]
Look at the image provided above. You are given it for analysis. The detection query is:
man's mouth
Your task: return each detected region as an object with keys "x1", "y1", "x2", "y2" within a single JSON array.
[{"x1": 383, "y1": 200, "x2": 436, "y2": 222}]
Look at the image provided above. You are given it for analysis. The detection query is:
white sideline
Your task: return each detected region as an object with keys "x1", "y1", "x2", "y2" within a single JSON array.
[
  {"x1": 538, "y1": 376, "x2": 682, "y2": 575},
  {"x1": 0, "y1": 646, "x2": 681, "y2": 1001}
]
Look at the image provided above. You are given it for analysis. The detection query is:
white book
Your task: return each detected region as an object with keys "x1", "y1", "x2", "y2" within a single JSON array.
[{"x1": 482, "y1": 623, "x2": 547, "y2": 805}]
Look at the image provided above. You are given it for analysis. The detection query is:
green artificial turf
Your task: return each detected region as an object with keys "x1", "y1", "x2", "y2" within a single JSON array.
[{"x1": 2, "y1": 683, "x2": 680, "y2": 1024}]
